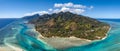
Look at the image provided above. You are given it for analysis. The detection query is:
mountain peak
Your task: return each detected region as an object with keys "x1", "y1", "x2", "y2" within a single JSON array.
[
  {"x1": 22, "y1": 14, "x2": 40, "y2": 20},
  {"x1": 57, "y1": 11, "x2": 74, "y2": 15}
]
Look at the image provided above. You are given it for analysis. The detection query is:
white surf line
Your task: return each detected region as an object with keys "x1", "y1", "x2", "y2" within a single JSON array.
[
  {"x1": 4, "y1": 36, "x2": 24, "y2": 51},
  {"x1": 102, "y1": 26, "x2": 112, "y2": 40}
]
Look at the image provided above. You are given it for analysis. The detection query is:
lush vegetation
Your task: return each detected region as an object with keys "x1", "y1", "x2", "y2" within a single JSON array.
[{"x1": 28, "y1": 12, "x2": 110, "y2": 40}]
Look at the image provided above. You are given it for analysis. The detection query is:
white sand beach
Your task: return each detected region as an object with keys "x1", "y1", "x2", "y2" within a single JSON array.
[
  {"x1": 0, "y1": 46, "x2": 23, "y2": 51},
  {"x1": 39, "y1": 36, "x2": 91, "y2": 49}
]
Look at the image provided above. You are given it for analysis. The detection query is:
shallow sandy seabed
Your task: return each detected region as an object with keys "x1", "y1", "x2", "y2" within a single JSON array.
[
  {"x1": 39, "y1": 36, "x2": 91, "y2": 49},
  {"x1": 0, "y1": 46, "x2": 23, "y2": 51}
]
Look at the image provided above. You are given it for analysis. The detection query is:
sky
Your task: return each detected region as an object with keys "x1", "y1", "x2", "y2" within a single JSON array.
[{"x1": 0, "y1": 0, "x2": 120, "y2": 18}]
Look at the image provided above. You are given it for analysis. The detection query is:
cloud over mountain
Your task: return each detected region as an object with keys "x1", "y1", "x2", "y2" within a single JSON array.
[
  {"x1": 54, "y1": 2, "x2": 86, "y2": 8},
  {"x1": 24, "y1": 2, "x2": 93, "y2": 16}
]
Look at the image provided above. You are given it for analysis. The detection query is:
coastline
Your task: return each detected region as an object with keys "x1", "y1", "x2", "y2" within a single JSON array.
[
  {"x1": 33, "y1": 22, "x2": 110, "y2": 50},
  {"x1": 101, "y1": 26, "x2": 111, "y2": 40},
  {"x1": 37, "y1": 26, "x2": 111, "y2": 50},
  {"x1": 92, "y1": 25, "x2": 111, "y2": 42},
  {"x1": 39, "y1": 36, "x2": 91, "y2": 49}
]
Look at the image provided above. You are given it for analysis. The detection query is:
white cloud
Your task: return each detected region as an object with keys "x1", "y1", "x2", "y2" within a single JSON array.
[
  {"x1": 64, "y1": 2, "x2": 73, "y2": 7},
  {"x1": 38, "y1": 11, "x2": 49, "y2": 15},
  {"x1": 71, "y1": 9, "x2": 85, "y2": 14},
  {"x1": 53, "y1": 9, "x2": 60, "y2": 13},
  {"x1": 54, "y1": 3, "x2": 63, "y2": 8},
  {"x1": 24, "y1": 11, "x2": 48, "y2": 16},
  {"x1": 54, "y1": 2, "x2": 86, "y2": 8},
  {"x1": 54, "y1": 2, "x2": 73, "y2": 8},
  {"x1": 53, "y1": 2, "x2": 89, "y2": 14},
  {"x1": 60, "y1": 7, "x2": 70, "y2": 12},
  {"x1": 24, "y1": 2, "x2": 93, "y2": 16},
  {"x1": 59, "y1": 7, "x2": 85, "y2": 14},
  {"x1": 89, "y1": 6, "x2": 94, "y2": 9},
  {"x1": 48, "y1": 8, "x2": 53, "y2": 11},
  {"x1": 73, "y1": 5, "x2": 86, "y2": 8}
]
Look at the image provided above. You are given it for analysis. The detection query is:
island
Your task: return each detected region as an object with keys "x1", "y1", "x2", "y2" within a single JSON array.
[{"x1": 24, "y1": 12, "x2": 110, "y2": 49}]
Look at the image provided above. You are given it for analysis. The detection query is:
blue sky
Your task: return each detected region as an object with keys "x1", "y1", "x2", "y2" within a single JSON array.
[{"x1": 0, "y1": 0, "x2": 120, "y2": 18}]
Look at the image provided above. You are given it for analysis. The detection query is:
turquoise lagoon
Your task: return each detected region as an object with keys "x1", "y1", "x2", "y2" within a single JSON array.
[{"x1": 0, "y1": 19, "x2": 120, "y2": 51}]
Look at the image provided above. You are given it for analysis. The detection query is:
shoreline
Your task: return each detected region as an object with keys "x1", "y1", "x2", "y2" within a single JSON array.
[
  {"x1": 92, "y1": 26, "x2": 111, "y2": 42},
  {"x1": 37, "y1": 26, "x2": 111, "y2": 49},
  {"x1": 35, "y1": 24, "x2": 111, "y2": 50},
  {"x1": 101, "y1": 26, "x2": 111, "y2": 40},
  {"x1": 39, "y1": 35, "x2": 92, "y2": 49}
]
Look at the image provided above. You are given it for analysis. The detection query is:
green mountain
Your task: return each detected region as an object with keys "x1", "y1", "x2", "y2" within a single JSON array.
[{"x1": 28, "y1": 12, "x2": 110, "y2": 40}]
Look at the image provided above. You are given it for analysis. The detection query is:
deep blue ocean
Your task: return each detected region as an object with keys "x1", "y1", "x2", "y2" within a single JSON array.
[
  {"x1": 0, "y1": 19, "x2": 120, "y2": 51},
  {"x1": 0, "y1": 18, "x2": 17, "y2": 29}
]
